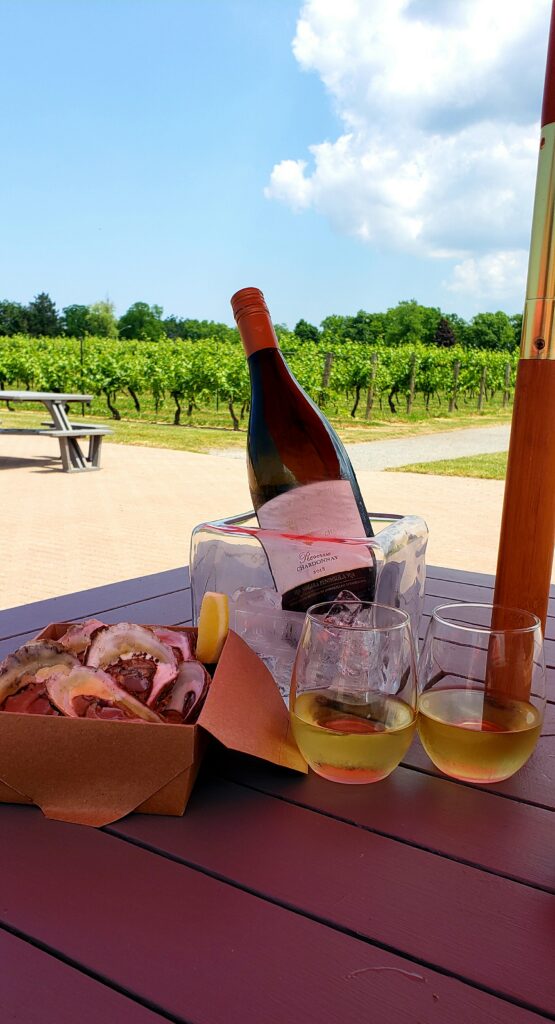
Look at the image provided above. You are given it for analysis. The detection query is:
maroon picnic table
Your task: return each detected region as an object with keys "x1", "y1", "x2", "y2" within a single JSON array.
[{"x1": 1, "y1": 564, "x2": 554, "y2": 1024}]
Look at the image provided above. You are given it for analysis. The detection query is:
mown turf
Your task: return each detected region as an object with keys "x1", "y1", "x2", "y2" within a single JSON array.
[
  {"x1": 0, "y1": 398, "x2": 512, "y2": 456},
  {"x1": 390, "y1": 451, "x2": 508, "y2": 480}
]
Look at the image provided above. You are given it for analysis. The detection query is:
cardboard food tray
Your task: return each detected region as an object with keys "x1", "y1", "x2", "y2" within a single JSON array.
[{"x1": 0, "y1": 623, "x2": 307, "y2": 827}]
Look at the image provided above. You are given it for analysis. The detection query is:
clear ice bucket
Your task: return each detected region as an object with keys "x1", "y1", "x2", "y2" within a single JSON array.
[{"x1": 190, "y1": 511, "x2": 428, "y2": 700}]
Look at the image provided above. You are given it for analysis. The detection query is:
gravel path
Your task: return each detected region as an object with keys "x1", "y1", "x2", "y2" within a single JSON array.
[{"x1": 210, "y1": 424, "x2": 510, "y2": 471}]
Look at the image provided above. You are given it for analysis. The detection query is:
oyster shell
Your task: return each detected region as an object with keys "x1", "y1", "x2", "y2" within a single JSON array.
[
  {"x1": 58, "y1": 619, "x2": 106, "y2": 659},
  {"x1": 0, "y1": 641, "x2": 80, "y2": 709},
  {"x1": 45, "y1": 666, "x2": 162, "y2": 722},
  {"x1": 154, "y1": 660, "x2": 210, "y2": 724},
  {"x1": 2, "y1": 681, "x2": 61, "y2": 716},
  {"x1": 153, "y1": 627, "x2": 193, "y2": 663},
  {"x1": 86, "y1": 623, "x2": 178, "y2": 704}
]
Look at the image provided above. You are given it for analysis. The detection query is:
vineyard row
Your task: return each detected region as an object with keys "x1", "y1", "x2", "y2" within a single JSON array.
[{"x1": 0, "y1": 335, "x2": 518, "y2": 425}]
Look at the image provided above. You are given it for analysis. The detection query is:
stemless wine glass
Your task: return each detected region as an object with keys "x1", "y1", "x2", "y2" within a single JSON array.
[
  {"x1": 289, "y1": 600, "x2": 417, "y2": 783},
  {"x1": 418, "y1": 603, "x2": 546, "y2": 783}
]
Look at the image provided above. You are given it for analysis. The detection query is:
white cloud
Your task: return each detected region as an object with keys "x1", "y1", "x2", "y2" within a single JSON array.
[
  {"x1": 446, "y1": 250, "x2": 529, "y2": 298},
  {"x1": 266, "y1": 0, "x2": 550, "y2": 296}
]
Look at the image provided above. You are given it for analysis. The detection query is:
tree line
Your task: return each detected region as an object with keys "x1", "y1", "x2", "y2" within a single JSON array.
[{"x1": 0, "y1": 292, "x2": 522, "y2": 352}]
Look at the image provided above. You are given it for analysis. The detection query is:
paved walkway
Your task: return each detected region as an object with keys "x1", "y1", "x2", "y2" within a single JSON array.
[
  {"x1": 2, "y1": 430, "x2": 549, "y2": 611},
  {"x1": 346, "y1": 424, "x2": 510, "y2": 472}
]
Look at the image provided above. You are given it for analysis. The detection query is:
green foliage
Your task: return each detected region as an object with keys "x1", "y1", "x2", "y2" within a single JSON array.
[
  {"x1": 510, "y1": 313, "x2": 523, "y2": 349},
  {"x1": 0, "y1": 292, "x2": 522, "y2": 354},
  {"x1": 274, "y1": 323, "x2": 295, "y2": 344},
  {"x1": 118, "y1": 301, "x2": 165, "y2": 342},
  {"x1": 26, "y1": 292, "x2": 60, "y2": 336},
  {"x1": 320, "y1": 314, "x2": 350, "y2": 345},
  {"x1": 62, "y1": 304, "x2": 90, "y2": 338},
  {"x1": 0, "y1": 300, "x2": 28, "y2": 336},
  {"x1": 445, "y1": 312, "x2": 469, "y2": 346},
  {"x1": 294, "y1": 319, "x2": 320, "y2": 344},
  {"x1": 348, "y1": 310, "x2": 385, "y2": 345},
  {"x1": 467, "y1": 311, "x2": 515, "y2": 351},
  {"x1": 88, "y1": 300, "x2": 119, "y2": 338},
  {"x1": 0, "y1": 331, "x2": 519, "y2": 425},
  {"x1": 162, "y1": 317, "x2": 237, "y2": 343},
  {"x1": 384, "y1": 300, "x2": 441, "y2": 346},
  {"x1": 0, "y1": 334, "x2": 39, "y2": 388}
]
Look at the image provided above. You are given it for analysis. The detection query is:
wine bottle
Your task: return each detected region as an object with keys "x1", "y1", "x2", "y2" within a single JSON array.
[{"x1": 231, "y1": 286, "x2": 376, "y2": 612}]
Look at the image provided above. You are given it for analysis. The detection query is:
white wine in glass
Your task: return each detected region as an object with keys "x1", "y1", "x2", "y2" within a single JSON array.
[
  {"x1": 290, "y1": 600, "x2": 417, "y2": 784},
  {"x1": 418, "y1": 604, "x2": 545, "y2": 784}
]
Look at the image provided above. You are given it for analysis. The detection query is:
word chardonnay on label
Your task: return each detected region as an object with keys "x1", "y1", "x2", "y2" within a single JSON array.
[{"x1": 231, "y1": 286, "x2": 376, "y2": 612}]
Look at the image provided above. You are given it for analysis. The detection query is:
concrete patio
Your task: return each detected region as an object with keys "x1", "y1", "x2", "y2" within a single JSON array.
[{"x1": 0, "y1": 434, "x2": 543, "y2": 610}]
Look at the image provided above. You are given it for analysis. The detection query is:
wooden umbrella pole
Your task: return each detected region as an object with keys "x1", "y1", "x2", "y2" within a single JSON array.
[{"x1": 491, "y1": 1, "x2": 555, "y2": 699}]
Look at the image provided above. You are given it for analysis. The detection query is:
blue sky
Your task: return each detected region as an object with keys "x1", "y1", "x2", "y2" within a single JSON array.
[{"x1": 0, "y1": 0, "x2": 551, "y2": 327}]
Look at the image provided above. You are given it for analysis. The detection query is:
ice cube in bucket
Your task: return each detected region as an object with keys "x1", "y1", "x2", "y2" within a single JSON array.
[{"x1": 190, "y1": 511, "x2": 428, "y2": 702}]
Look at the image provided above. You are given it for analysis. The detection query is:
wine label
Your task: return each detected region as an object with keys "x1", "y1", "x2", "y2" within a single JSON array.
[{"x1": 257, "y1": 481, "x2": 376, "y2": 612}]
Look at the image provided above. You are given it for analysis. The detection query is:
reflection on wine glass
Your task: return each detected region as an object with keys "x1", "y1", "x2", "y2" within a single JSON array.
[
  {"x1": 418, "y1": 603, "x2": 546, "y2": 783},
  {"x1": 289, "y1": 600, "x2": 417, "y2": 783}
]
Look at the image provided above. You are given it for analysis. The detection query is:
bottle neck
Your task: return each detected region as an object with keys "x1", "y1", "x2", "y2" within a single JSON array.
[{"x1": 236, "y1": 310, "x2": 279, "y2": 358}]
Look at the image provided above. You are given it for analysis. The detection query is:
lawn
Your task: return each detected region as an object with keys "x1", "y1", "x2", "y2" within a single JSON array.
[
  {"x1": 0, "y1": 392, "x2": 513, "y2": 455},
  {"x1": 391, "y1": 451, "x2": 508, "y2": 480}
]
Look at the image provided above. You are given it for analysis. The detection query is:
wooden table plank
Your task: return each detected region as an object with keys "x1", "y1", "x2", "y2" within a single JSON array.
[
  {"x1": 0, "y1": 594, "x2": 192, "y2": 664},
  {"x1": 425, "y1": 580, "x2": 555, "y2": 619},
  {"x1": 1, "y1": 565, "x2": 555, "y2": 1023},
  {"x1": 110, "y1": 776, "x2": 555, "y2": 1018},
  {"x1": 0, "y1": 929, "x2": 167, "y2": 1023},
  {"x1": 3, "y1": 807, "x2": 544, "y2": 1024},
  {"x1": 402, "y1": 730, "x2": 555, "y2": 809},
  {"x1": 214, "y1": 750, "x2": 555, "y2": 892},
  {"x1": 0, "y1": 568, "x2": 190, "y2": 639},
  {"x1": 426, "y1": 565, "x2": 495, "y2": 588},
  {"x1": 425, "y1": 564, "x2": 555, "y2": 623}
]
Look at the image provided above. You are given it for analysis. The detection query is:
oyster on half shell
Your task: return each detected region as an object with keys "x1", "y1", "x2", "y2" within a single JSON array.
[
  {"x1": 0, "y1": 641, "x2": 80, "y2": 714},
  {"x1": 152, "y1": 627, "x2": 194, "y2": 663},
  {"x1": 57, "y1": 619, "x2": 106, "y2": 660},
  {"x1": 45, "y1": 665, "x2": 162, "y2": 722},
  {"x1": 153, "y1": 660, "x2": 210, "y2": 724},
  {"x1": 86, "y1": 623, "x2": 178, "y2": 705}
]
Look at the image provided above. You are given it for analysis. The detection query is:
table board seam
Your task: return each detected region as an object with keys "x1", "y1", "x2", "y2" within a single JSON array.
[
  {"x1": 400, "y1": 760, "x2": 555, "y2": 811},
  {"x1": 0, "y1": 920, "x2": 192, "y2": 1024},
  {"x1": 102, "y1": 825, "x2": 555, "y2": 1022},
  {"x1": 212, "y1": 774, "x2": 555, "y2": 895},
  {"x1": 0, "y1": 594, "x2": 192, "y2": 643}
]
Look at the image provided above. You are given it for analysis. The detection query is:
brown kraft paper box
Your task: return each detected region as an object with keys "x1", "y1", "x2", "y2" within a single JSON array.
[{"x1": 0, "y1": 624, "x2": 307, "y2": 827}]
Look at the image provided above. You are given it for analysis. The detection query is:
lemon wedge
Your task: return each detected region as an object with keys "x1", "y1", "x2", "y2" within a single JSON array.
[{"x1": 195, "y1": 591, "x2": 229, "y2": 663}]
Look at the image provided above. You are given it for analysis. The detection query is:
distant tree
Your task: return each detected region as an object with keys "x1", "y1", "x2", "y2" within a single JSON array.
[
  {"x1": 274, "y1": 323, "x2": 295, "y2": 344},
  {"x1": 444, "y1": 312, "x2": 469, "y2": 346},
  {"x1": 347, "y1": 310, "x2": 384, "y2": 345},
  {"x1": 163, "y1": 316, "x2": 185, "y2": 339},
  {"x1": 0, "y1": 299, "x2": 28, "y2": 335},
  {"x1": 171, "y1": 318, "x2": 238, "y2": 342},
  {"x1": 294, "y1": 318, "x2": 320, "y2": 344},
  {"x1": 510, "y1": 313, "x2": 523, "y2": 349},
  {"x1": 62, "y1": 304, "x2": 90, "y2": 337},
  {"x1": 433, "y1": 317, "x2": 457, "y2": 347},
  {"x1": 320, "y1": 314, "x2": 349, "y2": 344},
  {"x1": 26, "y1": 292, "x2": 60, "y2": 336},
  {"x1": 118, "y1": 302, "x2": 165, "y2": 341},
  {"x1": 467, "y1": 311, "x2": 516, "y2": 351},
  {"x1": 384, "y1": 300, "x2": 441, "y2": 346},
  {"x1": 88, "y1": 300, "x2": 118, "y2": 338}
]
